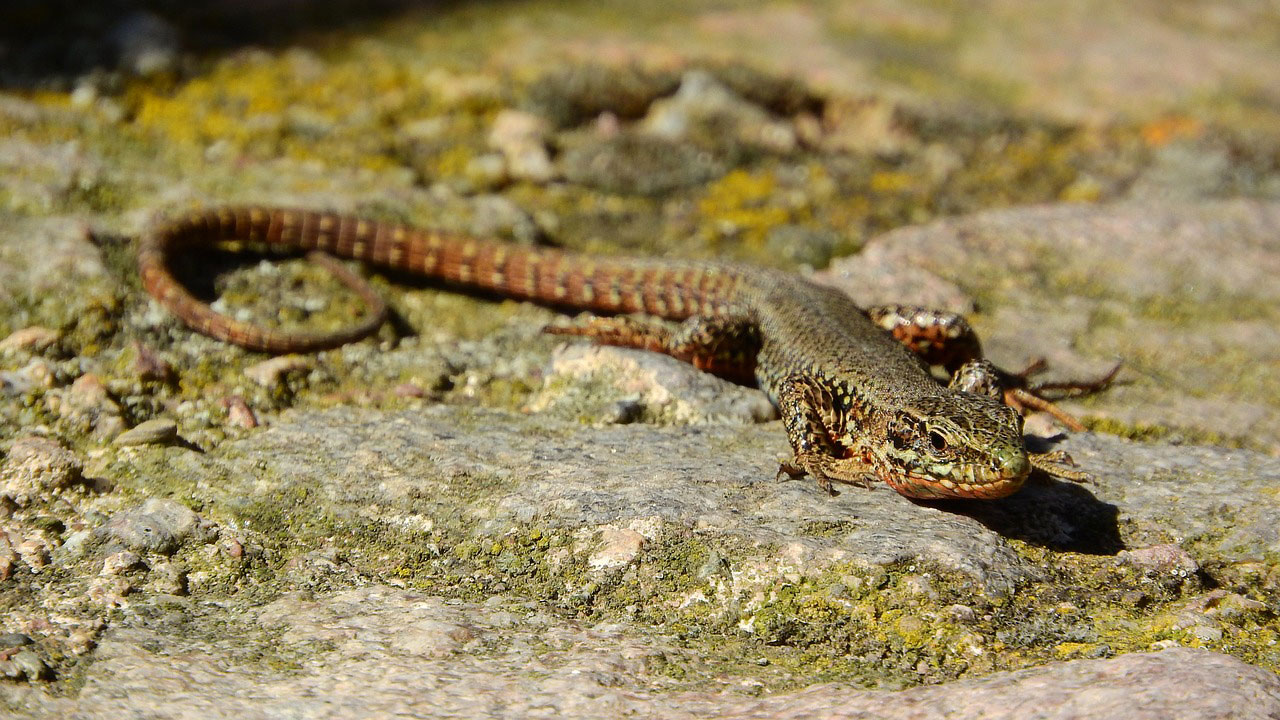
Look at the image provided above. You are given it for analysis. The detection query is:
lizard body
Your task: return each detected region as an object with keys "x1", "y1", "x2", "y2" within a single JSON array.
[{"x1": 140, "y1": 206, "x2": 1106, "y2": 500}]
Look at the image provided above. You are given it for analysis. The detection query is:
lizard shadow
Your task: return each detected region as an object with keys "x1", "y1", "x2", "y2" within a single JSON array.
[
  {"x1": 917, "y1": 478, "x2": 1123, "y2": 555},
  {"x1": 912, "y1": 436, "x2": 1123, "y2": 555}
]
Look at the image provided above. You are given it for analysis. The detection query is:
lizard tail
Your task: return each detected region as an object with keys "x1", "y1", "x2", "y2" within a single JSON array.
[{"x1": 139, "y1": 206, "x2": 742, "y2": 353}]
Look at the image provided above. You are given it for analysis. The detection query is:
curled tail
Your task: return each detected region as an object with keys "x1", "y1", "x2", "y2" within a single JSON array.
[{"x1": 139, "y1": 206, "x2": 742, "y2": 353}]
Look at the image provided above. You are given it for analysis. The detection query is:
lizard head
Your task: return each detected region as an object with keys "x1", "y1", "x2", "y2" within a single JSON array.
[{"x1": 873, "y1": 393, "x2": 1030, "y2": 499}]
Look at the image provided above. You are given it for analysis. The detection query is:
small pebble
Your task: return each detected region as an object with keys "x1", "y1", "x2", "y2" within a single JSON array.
[
  {"x1": 67, "y1": 373, "x2": 115, "y2": 411},
  {"x1": 1, "y1": 436, "x2": 83, "y2": 505},
  {"x1": 946, "y1": 604, "x2": 978, "y2": 624},
  {"x1": 393, "y1": 383, "x2": 426, "y2": 399},
  {"x1": 0, "y1": 633, "x2": 32, "y2": 650},
  {"x1": 131, "y1": 342, "x2": 174, "y2": 382},
  {"x1": 245, "y1": 355, "x2": 313, "y2": 388},
  {"x1": 220, "y1": 396, "x2": 259, "y2": 429},
  {"x1": 587, "y1": 526, "x2": 645, "y2": 571},
  {"x1": 114, "y1": 418, "x2": 178, "y2": 447},
  {"x1": 15, "y1": 540, "x2": 49, "y2": 570},
  {"x1": 101, "y1": 550, "x2": 142, "y2": 576},
  {"x1": 67, "y1": 628, "x2": 98, "y2": 656},
  {"x1": 97, "y1": 498, "x2": 213, "y2": 555},
  {"x1": 2, "y1": 649, "x2": 49, "y2": 680},
  {"x1": 146, "y1": 560, "x2": 188, "y2": 595},
  {"x1": 0, "y1": 326, "x2": 59, "y2": 353},
  {"x1": 0, "y1": 548, "x2": 14, "y2": 581},
  {"x1": 1118, "y1": 544, "x2": 1200, "y2": 576}
]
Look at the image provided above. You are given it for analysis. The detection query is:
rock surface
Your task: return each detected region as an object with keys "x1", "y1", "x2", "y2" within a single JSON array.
[
  {"x1": 1, "y1": 1, "x2": 1279, "y2": 717},
  {"x1": 5, "y1": 587, "x2": 1276, "y2": 720},
  {"x1": 4, "y1": 405, "x2": 1280, "y2": 716}
]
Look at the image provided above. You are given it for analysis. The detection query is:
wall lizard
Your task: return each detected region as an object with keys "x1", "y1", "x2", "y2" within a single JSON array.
[{"x1": 138, "y1": 206, "x2": 1114, "y2": 500}]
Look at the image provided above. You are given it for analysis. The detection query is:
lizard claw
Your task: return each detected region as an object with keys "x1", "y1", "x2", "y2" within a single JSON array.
[
  {"x1": 776, "y1": 460, "x2": 805, "y2": 482},
  {"x1": 776, "y1": 458, "x2": 837, "y2": 495},
  {"x1": 1029, "y1": 449, "x2": 1092, "y2": 484},
  {"x1": 1001, "y1": 362, "x2": 1122, "y2": 432},
  {"x1": 775, "y1": 454, "x2": 881, "y2": 496}
]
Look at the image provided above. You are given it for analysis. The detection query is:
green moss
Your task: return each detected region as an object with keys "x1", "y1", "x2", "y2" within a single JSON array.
[
  {"x1": 5, "y1": 2, "x2": 1279, "y2": 694},
  {"x1": 43, "y1": 431, "x2": 1280, "y2": 690},
  {"x1": 697, "y1": 169, "x2": 798, "y2": 255}
]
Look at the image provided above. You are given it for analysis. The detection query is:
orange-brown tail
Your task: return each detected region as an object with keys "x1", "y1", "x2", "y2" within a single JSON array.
[{"x1": 139, "y1": 206, "x2": 740, "y2": 353}]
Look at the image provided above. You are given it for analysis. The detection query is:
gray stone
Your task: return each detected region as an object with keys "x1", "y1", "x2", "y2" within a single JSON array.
[
  {"x1": 113, "y1": 418, "x2": 179, "y2": 447},
  {"x1": 120, "y1": 405, "x2": 1280, "y2": 595},
  {"x1": 2, "y1": 586, "x2": 1274, "y2": 719},
  {"x1": 96, "y1": 498, "x2": 213, "y2": 555},
  {"x1": 0, "y1": 633, "x2": 32, "y2": 649}
]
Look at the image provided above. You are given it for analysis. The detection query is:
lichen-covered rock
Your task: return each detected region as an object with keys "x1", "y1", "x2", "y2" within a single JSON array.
[
  {"x1": 1, "y1": 436, "x2": 82, "y2": 506},
  {"x1": 559, "y1": 132, "x2": 728, "y2": 195},
  {"x1": 527, "y1": 344, "x2": 776, "y2": 425},
  {"x1": 96, "y1": 498, "x2": 215, "y2": 555},
  {"x1": 522, "y1": 63, "x2": 679, "y2": 128},
  {"x1": 2, "y1": 586, "x2": 1275, "y2": 719},
  {"x1": 641, "y1": 70, "x2": 798, "y2": 154}
]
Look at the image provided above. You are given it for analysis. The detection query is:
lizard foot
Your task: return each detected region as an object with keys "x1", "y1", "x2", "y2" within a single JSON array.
[
  {"x1": 1029, "y1": 449, "x2": 1092, "y2": 483},
  {"x1": 777, "y1": 455, "x2": 876, "y2": 496},
  {"x1": 949, "y1": 358, "x2": 1120, "y2": 431},
  {"x1": 1000, "y1": 360, "x2": 1122, "y2": 432}
]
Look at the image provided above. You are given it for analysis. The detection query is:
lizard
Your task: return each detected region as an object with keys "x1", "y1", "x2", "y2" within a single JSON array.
[{"x1": 137, "y1": 206, "x2": 1116, "y2": 500}]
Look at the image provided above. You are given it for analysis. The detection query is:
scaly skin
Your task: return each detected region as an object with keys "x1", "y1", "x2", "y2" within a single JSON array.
[{"x1": 139, "y1": 206, "x2": 1105, "y2": 500}]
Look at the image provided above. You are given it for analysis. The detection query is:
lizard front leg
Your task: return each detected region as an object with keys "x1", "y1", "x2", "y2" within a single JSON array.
[
  {"x1": 947, "y1": 358, "x2": 1094, "y2": 483},
  {"x1": 546, "y1": 313, "x2": 761, "y2": 383},
  {"x1": 865, "y1": 304, "x2": 1118, "y2": 430},
  {"x1": 774, "y1": 375, "x2": 874, "y2": 495}
]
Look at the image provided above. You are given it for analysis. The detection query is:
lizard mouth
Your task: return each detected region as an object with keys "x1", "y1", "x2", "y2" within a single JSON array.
[
  {"x1": 821, "y1": 448, "x2": 1031, "y2": 500},
  {"x1": 876, "y1": 454, "x2": 1030, "y2": 500},
  {"x1": 885, "y1": 471, "x2": 1027, "y2": 500},
  {"x1": 873, "y1": 444, "x2": 1032, "y2": 500}
]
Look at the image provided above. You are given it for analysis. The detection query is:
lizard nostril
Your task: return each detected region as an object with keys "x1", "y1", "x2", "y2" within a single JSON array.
[{"x1": 1000, "y1": 450, "x2": 1030, "y2": 478}]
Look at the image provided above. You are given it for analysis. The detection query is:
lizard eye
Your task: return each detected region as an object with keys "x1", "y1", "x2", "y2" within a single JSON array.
[
  {"x1": 928, "y1": 430, "x2": 948, "y2": 451},
  {"x1": 889, "y1": 414, "x2": 917, "y2": 451}
]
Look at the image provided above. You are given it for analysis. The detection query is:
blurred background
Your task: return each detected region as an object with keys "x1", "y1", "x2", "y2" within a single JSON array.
[{"x1": 2, "y1": 0, "x2": 1279, "y2": 448}]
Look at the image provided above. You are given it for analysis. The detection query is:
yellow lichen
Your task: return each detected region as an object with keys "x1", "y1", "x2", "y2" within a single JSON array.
[{"x1": 697, "y1": 169, "x2": 796, "y2": 249}]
